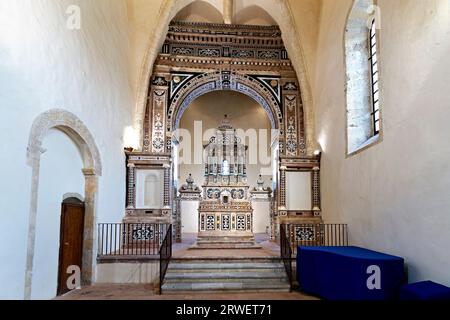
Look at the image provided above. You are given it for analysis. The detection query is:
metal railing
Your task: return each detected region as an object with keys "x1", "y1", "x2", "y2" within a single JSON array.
[
  {"x1": 159, "y1": 224, "x2": 172, "y2": 294},
  {"x1": 280, "y1": 224, "x2": 293, "y2": 291},
  {"x1": 97, "y1": 223, "x2": 169, "y2": 257},
  {"x1": 280, "y1": 223, "x2": 348, "y2": 289},
  {"x1": 284, "y1": 223, "x2": 348, "y2": 257}
]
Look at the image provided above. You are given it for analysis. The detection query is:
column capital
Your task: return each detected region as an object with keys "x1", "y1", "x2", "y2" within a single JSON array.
[{"x1": 82, "y1": 168, "x2": 96, "y2": 176}]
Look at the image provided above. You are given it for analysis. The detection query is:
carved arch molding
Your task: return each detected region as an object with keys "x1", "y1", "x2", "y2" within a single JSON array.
[
  {"x1": 24, "y1": 109, "x2": 101, "y2": 299},
  {"x1": 134, "y1": 22, "x2": 322, "y2": 240},
  {"x1": 143, "y1": 22, "x2": 306, "y2": 157}
]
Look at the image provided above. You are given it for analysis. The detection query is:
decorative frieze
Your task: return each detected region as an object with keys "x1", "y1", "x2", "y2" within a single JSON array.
[{"x1": 163, "y1": 22, "x2": 288, "y2": 62}]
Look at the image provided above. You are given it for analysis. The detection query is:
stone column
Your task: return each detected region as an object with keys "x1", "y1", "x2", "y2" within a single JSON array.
[
  {"x1": 250, "y1": 190, "x2": 272, "y2": 235},
  {"x1": 179, "y1": 191, "x2": 202, "y2": 236},
  {"x1": 178, "y1": 174, "x2": 201, "y2": 241},
  {"x1": 223, "y1": 0, "x2": 234, "y2": 25},
  {"x1": 82, "y1": 168, "x2": 97, "y2": 285}
]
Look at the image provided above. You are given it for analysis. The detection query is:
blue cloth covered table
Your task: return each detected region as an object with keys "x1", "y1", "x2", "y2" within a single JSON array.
[
  {"x1": 297, "y1": 246, "x2": 404, "y2": 300},
  {"x1": 400, "y1": 281, "x2": 450, "y2": 300}
]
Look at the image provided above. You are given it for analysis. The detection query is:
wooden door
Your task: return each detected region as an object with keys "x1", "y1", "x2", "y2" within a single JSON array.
[{"x1": 57, "y1": 198, "x2": 85, "y2": 296}]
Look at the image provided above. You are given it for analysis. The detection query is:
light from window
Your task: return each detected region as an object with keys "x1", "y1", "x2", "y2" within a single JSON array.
[{"x1": 369, "y1": 19, "x2": 380, "y2": 135}]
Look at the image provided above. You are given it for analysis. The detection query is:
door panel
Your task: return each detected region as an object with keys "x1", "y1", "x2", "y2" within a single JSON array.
[{"x1": 57, "y1": 200, "x2": 84, "y2": 296}]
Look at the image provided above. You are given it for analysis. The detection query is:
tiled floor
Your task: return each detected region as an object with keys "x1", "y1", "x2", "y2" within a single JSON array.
[{"x1": 55, "y1": 284, "x2": 319, "y2": 300}]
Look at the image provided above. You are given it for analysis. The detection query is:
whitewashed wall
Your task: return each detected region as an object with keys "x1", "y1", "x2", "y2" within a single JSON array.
[
  {"x1": 0, "y1": 0, "x2": 133, "y2": 299},
  {"x1": 314, "y1": 0, "x2": 450, "y2": 285}
]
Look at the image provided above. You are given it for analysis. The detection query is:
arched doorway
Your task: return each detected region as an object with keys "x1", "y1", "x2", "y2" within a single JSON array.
[
  {"x1": 176, "y1": 90, "x2": 275, "y2": 239},
  {"x1": 25, "y1": 109, "x2": 102, "y2": 299}
]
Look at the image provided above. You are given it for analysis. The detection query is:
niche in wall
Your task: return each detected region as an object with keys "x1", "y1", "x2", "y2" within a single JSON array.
[
  {"x1": 135, "y1": 169, "x2": 164, "y2": 209},
  {"x1": 285, "y1": 171, "x2": 312, "y2": 210}
]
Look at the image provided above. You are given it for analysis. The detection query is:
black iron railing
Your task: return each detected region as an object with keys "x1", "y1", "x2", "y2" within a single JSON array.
[
  {"x1": 280, "y1": 224, "x2": 293, "y2": 291},
  {"x1": 280, "y1": 223, "x2": 348, "y2": 289},
  {"x1": 284, "y1": 223, "x2": 348, "y2": 256},
  {"x1": 97, "y1": 223, "x2": 169, "y2": 257},
  {"x1": 159, "y1": 224, "x2": 172, "y2": 294}
]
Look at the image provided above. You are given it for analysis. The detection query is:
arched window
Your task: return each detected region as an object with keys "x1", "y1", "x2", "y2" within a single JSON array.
[{"x1": 345, "y1": 0, "x2": 381, "y2": 155}]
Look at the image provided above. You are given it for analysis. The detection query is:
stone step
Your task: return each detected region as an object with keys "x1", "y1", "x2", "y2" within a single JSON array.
[
  {"x1": 165, "y1": 271, "x2": 287, "y2": 282},
  {"x1": 167, "y1": 268, "x2": 284, "y2": 274},
  {"x1": 189, "y1": 243, "x2": 262, "y2": 249},
  {"x1": 162, "y1": 281, "x2": 290, "y2": 293},
  {"x1": 196, "y1": 236, "x2": 256, "y2": 241},
  {"x1": 196, "y1": 239, "x2": 256, "y2": 244},
  {"x1": 170, "y1": 257, "x2": 282, "y2": 264},
  {"x1": 161, "y1": 257, "x2": 290, "y2": 294},
  {"x1": 168, "y1": 262, "x2": 284, "y2": 271},
  {"x1": 192, "y1": 236, "x2": 262, "y2": 249}
]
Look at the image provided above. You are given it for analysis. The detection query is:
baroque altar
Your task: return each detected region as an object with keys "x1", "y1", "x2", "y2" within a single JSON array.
[{"x1": 193, "y1": 116, "x2": 259, "y2": 249}]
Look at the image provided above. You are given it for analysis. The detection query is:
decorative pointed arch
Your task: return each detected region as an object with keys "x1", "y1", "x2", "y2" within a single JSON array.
[
  {"x1": 133, "y1": 0, "x2": 317, "y2": 155},
  {"x1": 167, "y1": 72, "x2": 283, "y2": 131}
]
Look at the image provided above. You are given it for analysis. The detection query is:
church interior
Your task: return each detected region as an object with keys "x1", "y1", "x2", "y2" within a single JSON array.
[{"x1": 0, "y1": 0, "x2": 449, "y2": 301}]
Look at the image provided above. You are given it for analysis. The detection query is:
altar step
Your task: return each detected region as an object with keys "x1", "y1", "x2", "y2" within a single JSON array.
[
  {"x1": 190, "y1": 236, "x2": 262, "y2": 249},
  {"x1": 161, "y1": 259, "x2": 290, "y2": 294}
]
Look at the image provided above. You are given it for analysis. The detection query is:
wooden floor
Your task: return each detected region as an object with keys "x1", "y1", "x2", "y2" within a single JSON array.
[{"x1": 55, "y1": 284, "x2": 319, "y2": 300}]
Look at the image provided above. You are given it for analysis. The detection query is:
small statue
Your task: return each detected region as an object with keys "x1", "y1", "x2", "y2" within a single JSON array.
[
  {"x1": 253, "y1": 174, "x2": 271, "y2": 192},
  {"x1": 255, "y1": 174, "x2": 265, "y2": 191},
  {"x1": 180, "y1": 173, "x2": 199, "y2": 191}
]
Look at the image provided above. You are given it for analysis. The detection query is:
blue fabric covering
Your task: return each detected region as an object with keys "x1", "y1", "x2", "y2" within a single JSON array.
[
  {"x1": 400, "y1": 281, "x2": 450, "y2": 300},
  {"x1": 297, "y1": 246, "x2": 404, "y2": 300}
]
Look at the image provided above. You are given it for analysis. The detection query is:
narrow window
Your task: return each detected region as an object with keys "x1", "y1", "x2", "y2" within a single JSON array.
[{"x1": 369, "y1": 19, "x2": 380, "y2": 135}]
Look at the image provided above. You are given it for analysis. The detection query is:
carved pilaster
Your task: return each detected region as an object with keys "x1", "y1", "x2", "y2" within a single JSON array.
[
  {"x1": 282, "y1": 79, "x2": 306, "y2": 156},
  {"x1": 312, "y1": 166, "x2": 321, "y2": 211},
  {"x1": 148, "y1": 76, "x2": 169, "y2": 154},
  {"x1": 126, "y1": 163, "x2": 136, "y2": 209},
  {"x1": 163, "y1": 165, "x2": 171, "y2": 208},
  {"x1": 278, "y1": 166, "x2": 287, "y2": 210},
  {"x1": 174, "y1": 197, "x2": 181, "y2": 243}
]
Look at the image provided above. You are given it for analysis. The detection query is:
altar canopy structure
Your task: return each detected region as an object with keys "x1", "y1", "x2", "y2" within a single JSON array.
[{"x1": 193, "y1": 116, "x2": 259, "y2": 249}]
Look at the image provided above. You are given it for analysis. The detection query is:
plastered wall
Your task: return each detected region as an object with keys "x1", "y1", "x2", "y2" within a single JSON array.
[
  {"x1": 0, "y1": 0, "x2": 133, "y2": 299},
  {"x1": 314, "y1": 0, "x2": 450, "y2": 285}
]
